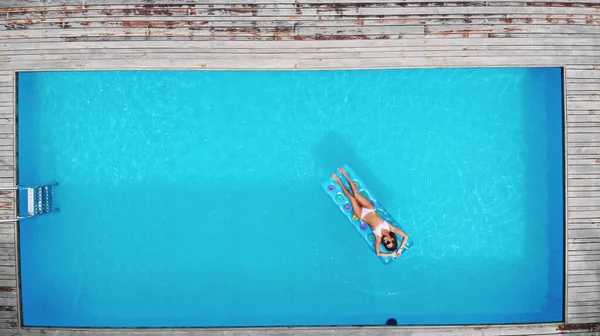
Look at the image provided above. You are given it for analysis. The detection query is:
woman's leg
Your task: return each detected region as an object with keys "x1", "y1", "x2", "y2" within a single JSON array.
[
  {"x1": 338, "y1": 167, "x2": 374, "y2": 209},
  {"x1": 332, "y1": 173, "x2": 362, "y2": 219}
]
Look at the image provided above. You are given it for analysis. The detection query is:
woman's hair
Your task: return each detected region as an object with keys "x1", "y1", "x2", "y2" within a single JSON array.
[{"x1": 383, "y1": 232, "x2": 398, "y2": 251}]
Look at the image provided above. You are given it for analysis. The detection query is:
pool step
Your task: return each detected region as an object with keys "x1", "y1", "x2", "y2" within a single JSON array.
[{"x1": 31, "y1": 184, "x2": 57, "y2": 217}]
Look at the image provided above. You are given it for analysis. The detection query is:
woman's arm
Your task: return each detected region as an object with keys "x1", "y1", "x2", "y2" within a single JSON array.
[
  {"x1": 375, "y1": 236, "x2": 396, "y2": 257},
  {"x1": 390, "y1": 225, "x2": 409, "y2": 250}
]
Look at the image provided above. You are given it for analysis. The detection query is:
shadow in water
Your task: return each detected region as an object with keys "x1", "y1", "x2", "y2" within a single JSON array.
[
  {"x1": 313, "y1": 131, "x2": 393, "y2": 204},
  {"x1": 521, "y1": 68, "x2": 564, "y2": 320}
]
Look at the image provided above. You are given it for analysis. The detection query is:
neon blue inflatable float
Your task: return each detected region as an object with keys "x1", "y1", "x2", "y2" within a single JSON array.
[{"x1": 322, "y1": 165, "x2": 413, "y2": 264}]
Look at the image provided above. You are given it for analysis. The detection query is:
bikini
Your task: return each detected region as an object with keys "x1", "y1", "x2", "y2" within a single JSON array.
[{"x1": 360, "y1": 207, "x2": 390, "y2": 237}]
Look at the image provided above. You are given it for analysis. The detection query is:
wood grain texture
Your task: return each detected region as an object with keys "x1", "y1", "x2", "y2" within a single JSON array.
[
  {"x1": 0, "y1": 68, "x2": 16, "y2": 330},
  {"x1": 0, "y1": 0, "x2": 599, "y2": 334},
  {"x1": 0, "y1": 326, "x2": 598, "y2": 336},
  {"x1": 566, "y1": 62, "x2": 600, "y2": 327}
]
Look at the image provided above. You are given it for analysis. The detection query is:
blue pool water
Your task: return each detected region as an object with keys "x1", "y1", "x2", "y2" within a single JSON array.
[{"x1": 18, "y1": 68, "x2": 564, "y2": 327}]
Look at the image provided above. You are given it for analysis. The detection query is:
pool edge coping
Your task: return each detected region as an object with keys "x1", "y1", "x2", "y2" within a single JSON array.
[{"x1": 11, "y1": 67, "x2": 572, "y2": 332}]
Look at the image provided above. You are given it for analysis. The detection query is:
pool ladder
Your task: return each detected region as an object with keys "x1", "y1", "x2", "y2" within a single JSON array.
[{"x1": 0, "y1": 183, "x2": 59, "y2": 223}]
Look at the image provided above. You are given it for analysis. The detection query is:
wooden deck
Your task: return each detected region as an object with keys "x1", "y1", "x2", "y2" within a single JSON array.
[{"x1": 0, "y1": 0, "x2": 598, "y2": 335}]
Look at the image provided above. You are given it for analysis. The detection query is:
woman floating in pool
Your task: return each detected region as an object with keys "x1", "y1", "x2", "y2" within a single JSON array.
[{"x1": 332, "y1": 167, "x2": 408, "y2": 258}]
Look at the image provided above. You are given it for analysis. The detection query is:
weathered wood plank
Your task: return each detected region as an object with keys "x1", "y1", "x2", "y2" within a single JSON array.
[
  {"x1": 568, "y1": 253, "x2": 600, "y2": 262},
  {"x1": 569, "y1": 285, "x2": 600, "y2": 293},
  {"x1": 0, "y1": 32, "x2": 597, "y2": 42},
  {"x1": 568, "y1": 224, "x2": 600, "y2": 233},
  {"x1": 567, "y1": 69, "x2": 600, "y2": 79},
  {"x1": 0, "y1": 119, "x2": 15, "y2": 127},
  {"x1": 566, "y1": 83, "x2": 600, "y2": 91},
  {"x1": 0, "y1": 249, "x2": 15, "y2": 258},
  {"x1": 4, "y1": 44, "x2": 600, "y2": 58},
  {"x1": 0, "y1": 94, "x2": 13, "y2": 103},
  {"x1": 567, "y1": 77, "x2": 600, "y2": 83},
  {"x1": 567, "y1": 141, "x2": 600, "y2": 148},
  {"x1": 0, "y1": 259, "x2": 15, "y2": 268},
  {"x1": 568, "y1": 317, "x2": 600, "y2": 326},
  {"x1": 4, "y1": 37, "x2": 600, "y2": 51},
  {"x1": 568, "y1": 280, "x2": 600, "y2": 289},
  {"x1": 568, "y1": 313, "x2": 600, "y2": 321},
  {"x1": 569, "y1": 229, "x2": 600, "y2": 239},
  {"x1": 569, "y1": 147, "x2": 600, "y2": 155},
  {"x1": 3, "y1": 56, "x2": 599, "y2": 72},
  {"x1": 0, "y1": 107, "x2": 15, "y2": 118},
  {"x1": 0, "y1": 327, "x2": 593, "y2": 336},
  {"x1": 568, "y1": 273, "x2": 600, "y2": 283},
  {"x1": 0, "y1": 280, "x2": 16, "y2": 288},
  {"x1": 3, "y1": 49, "x2": 600, "y2": 65},
  {"x1": 569, "y1": 236, "x2": 600, "y2": 242},
  {"x1": 568, "y1": 134, "x2": 600, "y2": 144},
  {"x1": 0, "y1": 226, "x2": 15, "y2": 235},
  {"x1": 569, "y1": 155, "x2": 600, "y2": 161},
  {"x1": 0, "y1": 266, "x2": 15, "y2": 278},
  {"x1": 0, "y1": 321, "x2": 18, "y2": 329},
  {"x1": 566, "y1": 165, "x2": 600, "y2": 175},
  {"x1": 568, "y1": 158, "x2": 600, "y2": 165},
  {"x1": 0, "y1": 233, "x2": 15, "y2": 243},
  {"x1": 567, "y1": 284, "x2": 600, "y2": 294},
  {"x1": 568, "y1": 156, "x2": 600, "y2": 163},
  {"x1": 3, "y1": 0, "x2": 597, "y2": 6},
  {"x1": 567, "y1": 92, "x2": 600, "y2": 98},
  {"x1": 568, "y1": 115, "x2": 600, "y2": 123},
  {"x1": 0, "y1": 125, "x2": 14, "y2": 134},
  {"x1": 1, "y1": 3, "x2": 599, "y2": 18},
  {"x1": 569, "y1": 205, "x2": 600, "y2": 213},
  {"x1": 567, "y1": 110, "x2": 600, "y2": 116},
  {"x1": 0, "y1": 297, "x2": 16, "y2": 307},
  {"x1": 0, "y1": 181, "x2": 14, "y2": 189},
  {"x1": 568, "y1": 217, "x2": 600, "y2": 224},
  {"x1": 568, "y1": 311, "x2": 600, "y2": 318},
  {"x1": 0, "y1": 227, "x2": 15, "y2": 238},
  {"x1": 569, "y1": 304, "x2": 600, "y2": 315},
  {"x1": 568, "y1": 239, "x2": 600, "y2": 248},
  {"x1": 2, "y1": 25, "x2": 600, "y2": 41},
  {"x1": 3, "y1": 0, "x2": 600, "y2": 5},
  {"x1": 4, "y1": 11, "x2": 600, "y2": 23},
  {"x1": 0, "y1": 171, "x2": 15, "y2": 179},
  {"x1": 3, "y1": 13, "x2": 600, "y2": 26},
  {"x1": 569, "y1": 217, "x2": 600, "y2": 224},
  {"x1": 567, "y1": 96, "x2": 600, "y2": 103},
  {"x1": 568, "y1": 101, "x2": 600, "y2": 111},
  {"x1": 568, "y1": 240, "x2": 600, "y2": 249},
  {"x1": 0, "y1": 226, "x2": 14, "y2": 234},
  {"x1": 0, "y1": 324, "x2": 596, "y2": 336},
  {"x1": 0, "y1": 292, "x2": 17, "y2": 301},
  {"x1": 2, "y1": 16, "x2": 600, "y2": 33},
  {"x1": 0, "y1": 311, "x2": 17, "y2": 319}
]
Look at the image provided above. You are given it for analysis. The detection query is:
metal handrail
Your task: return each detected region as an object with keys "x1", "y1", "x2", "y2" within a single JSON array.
[
  {"x1": 0, "y1": 218, "x2": 27, "y2": 223},
  {"x1": 0, "y1": 185, "x2": 50, "y2": 191},
  {"x1": 0, "y1": 186, "x2": 22, "y2": 223},
  {"x1": 0, "y1": 186, "x2": 24, "y2": 191}
]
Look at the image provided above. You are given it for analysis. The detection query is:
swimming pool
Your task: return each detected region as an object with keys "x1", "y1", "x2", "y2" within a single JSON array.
[{"x1": 17, "y1": 68, "x2": 564, "y2": 327}]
